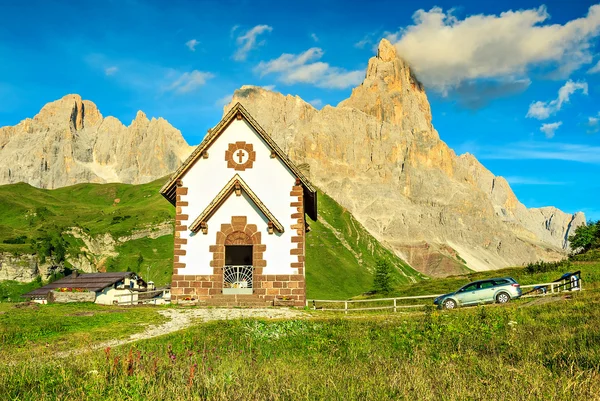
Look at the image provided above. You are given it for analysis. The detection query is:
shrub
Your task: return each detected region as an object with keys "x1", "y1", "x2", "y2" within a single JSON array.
[
  {"x1": 524, "y1": 259, "x2": 572, "y2": 274},
  {"x1": 2, "y1": 236, "x2": 27, "y2": 244},
  {"x1": 569, "y1": 220, "x2": 600, "y2": 254}
]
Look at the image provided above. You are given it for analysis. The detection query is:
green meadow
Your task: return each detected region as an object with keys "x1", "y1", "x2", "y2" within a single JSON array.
[{"x1": 0, "y1": 261, "x2": 598, "y2": 400}]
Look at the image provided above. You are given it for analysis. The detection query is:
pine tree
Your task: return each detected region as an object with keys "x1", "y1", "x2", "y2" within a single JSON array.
[{"x1": 372, "y1": 259, "x2": 393, "y2": 294}]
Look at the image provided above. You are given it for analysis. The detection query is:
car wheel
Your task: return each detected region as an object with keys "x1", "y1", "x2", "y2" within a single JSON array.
[
  {"x1": 443, "y1": 299, "x2": 457, "y2": 309},
  {"x1": 496, "y1": 292, "x2": 510, "y2": 304}
]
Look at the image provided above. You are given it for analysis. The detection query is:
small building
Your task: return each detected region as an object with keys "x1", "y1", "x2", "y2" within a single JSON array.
[
  {"x1": 23, "y1": 271, "x2": 150, "y2": 305},
  {"x1": 160, "y1": 103, "x2": 317, "y2": 306}
]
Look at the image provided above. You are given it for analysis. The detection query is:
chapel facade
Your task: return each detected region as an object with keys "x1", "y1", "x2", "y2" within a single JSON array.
[{"x1": 160, "y1": 103, "x2": 317, "y2": 306}]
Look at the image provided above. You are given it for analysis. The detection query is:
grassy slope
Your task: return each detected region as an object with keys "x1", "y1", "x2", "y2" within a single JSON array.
[
  {"x1": 0, "y1": 182, "x2": 421, "y2": 299},
  {"x1": 306, "y1": 191, "x2": 423, "y2": 299},
  {"x1": 0, "y1": 178, "x2": 175, "y2": 285}
]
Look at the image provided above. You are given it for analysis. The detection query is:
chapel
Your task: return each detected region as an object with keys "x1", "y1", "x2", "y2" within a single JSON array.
[{"x1": 160, "y1": 103, "x2": 317, "y2": 306}]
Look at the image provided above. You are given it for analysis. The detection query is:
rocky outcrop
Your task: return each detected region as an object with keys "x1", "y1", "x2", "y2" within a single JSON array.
[
  {"x1": 0, "y1": 222, "x2": 173, "y2": 283},
  {"x1": 0, "y1": 95, "x2": 193, "y2": 188},
  {"x1": 225, "y1": 39, "x2": 584, "y2": 276},
  {"x1": 0, "y1": 253, "x2": 63, "y2": 282}
]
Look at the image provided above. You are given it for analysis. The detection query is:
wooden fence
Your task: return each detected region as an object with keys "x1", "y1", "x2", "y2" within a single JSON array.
[
  {"x1": 307, "y1": 279, "x2": 583, "y2": 313},
  {"x1": 114, "y1": 289, "x2": 168, "y2": 305}
]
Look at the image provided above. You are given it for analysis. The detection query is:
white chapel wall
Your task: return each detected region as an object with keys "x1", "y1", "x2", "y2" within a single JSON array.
[{"x1": 177, "y1": 119, "x2": 299, "y2": 276}]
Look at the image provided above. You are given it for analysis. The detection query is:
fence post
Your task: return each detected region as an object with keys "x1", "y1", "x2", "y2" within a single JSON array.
[
  {"x1": 344, "y1": 301, "x2": 348, "y2": 315},
  {"x1": 394, "y1": 298, "x2": 397, "y2": 313},
  {"x1": 551, "y1": 283, "x2": 555, "y2": 294}
]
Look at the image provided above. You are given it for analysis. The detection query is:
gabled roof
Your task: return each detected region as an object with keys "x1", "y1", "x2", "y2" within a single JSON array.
[
  {"x1": 189, "y1": 174, "x2": 284, "y2": 233},
  {"x1": 160, "y1": 102, "x2": 317, "y2": 221},
  {"x1": 23, "y1": 272, "x2": 135, "y2": 298}
]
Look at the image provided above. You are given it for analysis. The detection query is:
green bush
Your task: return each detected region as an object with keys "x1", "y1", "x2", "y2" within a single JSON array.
[
  {"x1": 569, "y1": 220, "x2": 600, "y2": 254},
  {"x1": 2, "y1": 236, "x2": 27, "y2": 244},
  {"x1": 525, "y1": 259, "x2": 572, "y2": 274}
]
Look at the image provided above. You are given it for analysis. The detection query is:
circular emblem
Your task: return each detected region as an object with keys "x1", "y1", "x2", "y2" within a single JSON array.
[{"x1": 226, "y1": 142, "x2": 256, "y2": 171}]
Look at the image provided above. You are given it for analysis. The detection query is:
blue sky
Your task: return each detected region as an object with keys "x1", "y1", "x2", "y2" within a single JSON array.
[{"x1": 0, "y1": 0, "x2": 599, "y2": 219}]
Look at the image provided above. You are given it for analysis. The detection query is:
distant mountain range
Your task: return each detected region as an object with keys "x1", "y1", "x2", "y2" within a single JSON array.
[
  {"x1": 0, "y1": 94, "x2": 192, "y2": 189},
  {"x1": 0, "y1": 38, "x2": 585, "y2": 277}
]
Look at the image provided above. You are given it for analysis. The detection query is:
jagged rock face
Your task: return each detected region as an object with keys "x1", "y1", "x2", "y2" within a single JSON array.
[
  {"x1": 0, "y1": 94, "x2": 193, "y2": 188},
  {"x1": 225, "y1": 39, "x2": 585, "y2": 276}
]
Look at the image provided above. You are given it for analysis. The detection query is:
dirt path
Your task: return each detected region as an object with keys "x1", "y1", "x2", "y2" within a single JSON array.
[{"x1": 58, "y1": 307, "x2": 306, "y2": 357}]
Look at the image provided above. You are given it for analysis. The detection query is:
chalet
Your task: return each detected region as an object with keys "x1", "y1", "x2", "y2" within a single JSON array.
[
  {"x1": 23, "y1": 271, "x2": 150, "y2": 305},
  {"x1": 160, "y1": 103, "x2": 317, "y2": 306}
]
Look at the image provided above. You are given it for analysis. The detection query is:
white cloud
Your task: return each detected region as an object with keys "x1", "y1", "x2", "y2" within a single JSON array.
[
  {"x1": 262, "y1": 85, "x2": 276, "y2": 91},
  {"x1": 255, "y1": 47, "x2": 364, "y2": 89},
  {"x1": 165, "y1": 70, "x2": 214, "y2": 94},
  {"x1": 310, "y1": 33, "x2": 319, "y2": 42},
  {"x1": 309, "y1": 99, "x2": 323, "y2": 108},
  {"x1": 477, "y1": 141, "x2": 600, "y2": 164},
  {"x1": 387, "y1": 5, "x2": 600, "y2": 93},
  {"x1": 233, "y1": 25, "x2": 273, "y2": 61},
  {"x1": 186, "y1": 39, "x2": 199, "y2": 52},
  {"x1": 104, "y1": 66, "x2": 118, "y2": 76},
  {"x1": 526, "y1": 80, "x2": 588, "y2": 120},
  {"x1": 588, "y1": 60, "x2": 600, "y2": 73},
  {"x1": 504, "y1": 176, "x2": 567, "y2": 185},
  {"x1": 588, "y1": 112, "x2": 600, "y2": 133},
  {"x1": 540, "y1": 121, "x2": 562, "y2": 138}
]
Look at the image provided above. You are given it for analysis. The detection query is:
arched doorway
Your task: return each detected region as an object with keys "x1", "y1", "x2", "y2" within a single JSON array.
[{"x1": 223, "y1": 231, "x2": 253, "y2": 294}]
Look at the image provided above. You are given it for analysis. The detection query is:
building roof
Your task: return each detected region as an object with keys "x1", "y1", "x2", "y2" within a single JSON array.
[
  {"x1": 23, "y1": 272, "x2": 135, "y2": 298},
  {"x1": 160, "y1": 102, "x2": 317, "y2": 221},
  {"x1": 189, "y1": 174, "x2": 285, "y2": 233}
]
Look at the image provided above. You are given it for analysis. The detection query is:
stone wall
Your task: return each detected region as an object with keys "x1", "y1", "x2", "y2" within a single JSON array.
[
  {"x1": 48, "y1": 290, "x2": 96, "y2": 303},
  {"x1": 171, "y1": 193, "x2": 307, "y2": 307}
]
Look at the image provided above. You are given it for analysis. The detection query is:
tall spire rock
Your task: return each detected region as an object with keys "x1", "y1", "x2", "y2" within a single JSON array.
[
  {"x1": 0, "y1": 96, "x2": 193, "y2": 188},
  {"x1": 226, "y1": 40, "x2": 584, "y2": 276},
  {"x1": 339, "y1": 39, "x2": 433, "y2": 133}
]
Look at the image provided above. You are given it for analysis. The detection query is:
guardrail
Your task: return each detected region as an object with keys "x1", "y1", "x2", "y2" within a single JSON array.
[{"x1": 307, "y1": 279, "x2": 583, "y2": 313}]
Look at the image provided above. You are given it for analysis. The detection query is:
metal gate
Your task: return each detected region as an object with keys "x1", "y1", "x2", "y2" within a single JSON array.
[{"x1": 223, "y1": 265, "x2": 253, "y2": 294}]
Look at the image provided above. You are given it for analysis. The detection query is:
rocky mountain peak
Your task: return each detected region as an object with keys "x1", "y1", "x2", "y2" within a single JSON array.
[
  {"x1": 34, "y1": 94, "x2": 103, "y2": 131},
  {"x1": 339, "y1": 39, "x2": 432, "y2": 132},
  {"x1": 226, "y1": 42, "x2": 584, "y2": 275},
  {"x1": 376, "y1": 38, "x2": 397, "y2": 62}
]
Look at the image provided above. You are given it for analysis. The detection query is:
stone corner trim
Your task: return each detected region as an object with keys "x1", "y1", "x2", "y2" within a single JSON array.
[{"x1": 173, "y1": 185, "x2": 189, "y2": 275}]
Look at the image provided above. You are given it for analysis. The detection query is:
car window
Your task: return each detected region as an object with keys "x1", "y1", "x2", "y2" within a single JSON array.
[
  {"x1": 462, "y1": 283, "x2": 478, "y2": 291},
  {"x1": 494, "y1": 279, "x2": 509, "y2": 286},
  {"x1": 479, "y1": 281, "x2": 495, "y2": 289}
]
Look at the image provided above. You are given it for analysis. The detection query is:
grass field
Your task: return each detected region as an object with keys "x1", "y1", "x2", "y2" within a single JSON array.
[{"x1": 0, "y1": 261, "x2": 597, "y2": 400}]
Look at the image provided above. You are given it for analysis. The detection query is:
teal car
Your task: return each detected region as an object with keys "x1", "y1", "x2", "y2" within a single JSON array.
[{"x1": 434, "y1": 277, "x2": 522, "y2": 309}]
